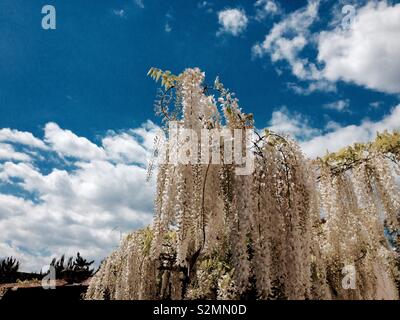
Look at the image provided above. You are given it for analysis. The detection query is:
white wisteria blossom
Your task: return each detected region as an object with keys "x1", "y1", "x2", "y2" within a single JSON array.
[{"x1": 86, "y1": 68, "x2": 400, "y2": 300}]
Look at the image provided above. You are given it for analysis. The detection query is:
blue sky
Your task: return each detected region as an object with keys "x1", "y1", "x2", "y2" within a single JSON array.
[
  {"x1": 1, "y1": 0, "x2": 398, "y2": 137},
  {"x1": 0, "y1": 0, "x2": 399, "y2": 271}
]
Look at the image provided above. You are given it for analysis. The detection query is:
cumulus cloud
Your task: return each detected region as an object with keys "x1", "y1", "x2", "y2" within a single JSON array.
[
  {"x1": 103, "y1": 121, "x2": 159, "y2": 164},
  {"x1": 301, "y1": 104, "x2": 400, "y2": 157},
  {"x1": 217, "y1": 8, "x2": 248, "y2": 36},
  {"x1": 252, "y1": 0, "x2": 320, "y2": 80},
  {"x1": 0, "y1": 128, "x2": 47, "y2": 150},
  {"x1": 0, "y1": 121, "x2": 159, "y2": 271},
  {"x1": 0, "y1": 144, "x2": 32, "y2": 162},
  {"x1": 103, "y1": 133, "x2": 147, "y2": 164},
  {"x1": 267, "y1": 104, "x2": 400, "y2": 158},
  {"x1": 44, "y1": 122, "x2": 106, "y2": 161},
  {"x1": 268, "y1": 106, "x2": 321, "y2": 140},
  {"x1": 253, "y1": 1, "x2": 400, "y2": 95},
  {"x1": 317, "y1": 1, "x2": 400, "y2": 94}
]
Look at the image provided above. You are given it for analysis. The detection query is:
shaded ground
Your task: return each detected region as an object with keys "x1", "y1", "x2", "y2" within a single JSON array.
[{"x1": 0, "y1": 279, "x2": 89, "y2": 301}]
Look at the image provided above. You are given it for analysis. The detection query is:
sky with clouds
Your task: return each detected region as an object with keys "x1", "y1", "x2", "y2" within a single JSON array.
[{"x1": 0, "y1": 0, "x2": 399, "y2": 271}]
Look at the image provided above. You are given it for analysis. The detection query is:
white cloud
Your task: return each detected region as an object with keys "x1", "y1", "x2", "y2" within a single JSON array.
[
  {"x1": 103, "y1": 133, "x2": 148, "y2": 164},
  {"x1": 0, "y1": 128, "x2": 47, "y2": 150},
  {"x1": 268, "y1": 106, "x2": 321, "y2": 140},
  {"x1": 252, "y1": 0, "x2": 320, "y2": 80},
  {"x1": 323, "y1": 99, "x2": 350, "y2": 112},
  {"x1": 267, "y1": 104, "x2": 400, "y2": 159},
  {"x1": 317, "y1": 2, "x2": 400, "y2": 94},
  {"x1": 44, "y1": 122, "x2": 106, "y2": 161},
  {"x1": 253, "y1": 1, "x2": 400, "y2": 95},
  {"x1": 0, "y1": 240, "x2": 46, "y2": 272},
  {"x1": 43, "y1": 121, "x2": 157, "y2": 165},
  {"x1": 0, "y1": 121, "x2": 159, "y2": 271},
  {"x1": 103, "y1": 121, "x2": 158, "y2": 165},
  {"x1": 0, "y1": 144, "x2": 32, "y2": 162},
  {"x1": 255, "y1": 0, "x2": 280, "y2": 20},
  {"x1": 301, "y1": 105, "x2": 400, "y2": 157},
  {"x1": 217, "y1": 8, "x2": 248, "y2": 36}
]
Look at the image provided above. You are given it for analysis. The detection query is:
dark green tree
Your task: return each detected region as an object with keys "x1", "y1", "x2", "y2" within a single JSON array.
[
  {"x1": 0, "y1": 257, "x2": 20, "y2": 283},
  {"x1": 49, "y1": 253, "x2": 94, "y2": 283},
  {"x1": 72, "y1": 252, "x2": 94, "y2": 273}
]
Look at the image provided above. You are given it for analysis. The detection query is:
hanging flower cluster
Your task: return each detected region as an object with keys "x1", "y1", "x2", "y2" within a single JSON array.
[{"x1": 85, "y1": 68, "x2": 400, "y2": 300}]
